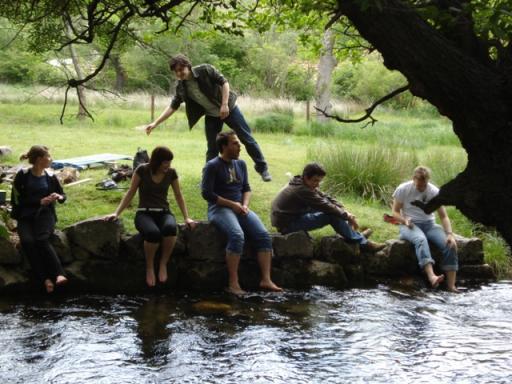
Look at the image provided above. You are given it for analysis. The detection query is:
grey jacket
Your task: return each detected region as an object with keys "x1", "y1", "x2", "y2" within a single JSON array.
[
  {"x1": 170, "y1": 64, "x2": 237, "y2": 129},
  {"x1": 270, "y1": 176, "x2": 348, "y2": 231}
]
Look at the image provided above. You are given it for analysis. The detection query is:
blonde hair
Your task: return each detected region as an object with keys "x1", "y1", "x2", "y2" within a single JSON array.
[
  {"x1": 413, "y1": 165, "x2": 431, "y2": 180},
  {"x1": 20, "y1": 145, "x2": 49, "y2": 165}
]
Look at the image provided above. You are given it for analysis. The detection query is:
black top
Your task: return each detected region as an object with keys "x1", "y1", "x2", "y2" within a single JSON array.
[
  {"x1": 11, "y1": 169, "x2": 66, "y2": 220},
  {"x1": 135, "y1": 164, "x2": 178, "y2": 209}
]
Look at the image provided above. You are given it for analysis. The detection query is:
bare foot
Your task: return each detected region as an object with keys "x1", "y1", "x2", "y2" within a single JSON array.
[
  {"x1": 225, "y1": 285, "x2": 246, "y2": 296},
  {"x1": 55, "y1": 275, "x2": 68, "y2": 286},
  {"x1": 158, "y1": 265, "x2": 168, "y2": 284},
  {"x1": 44, "y1": 279, "x2": 54, "y2": 293},
  {"x1": 146, "y1": 269, "x2": 156, "y2": 287},
  {"x1": 447, "y1": 286, "x2": 460, "y2": 293},
  {"x1": 429, "y1": 274, "x2": 445, "y2": 289},
  {"x1": 260, "y1": 280, "x2": 283, "y2": 292}
]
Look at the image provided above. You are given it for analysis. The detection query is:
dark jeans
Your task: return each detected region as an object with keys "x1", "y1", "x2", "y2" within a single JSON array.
[
  {"x1": 134, "y1": 211, "x2": 177, "y2": 243},
  {"x1": 17, "y1": 209, "x2": 65, "y2": 282},
  {"x1": 281, "y1": 212, "x2": 367, "y2": 245},
  {"x1": 205, "y1": 106, "x2": 268, "y2": 173}
]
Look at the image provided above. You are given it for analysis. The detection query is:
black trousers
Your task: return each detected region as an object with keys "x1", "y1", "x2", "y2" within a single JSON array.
[
  {"x1": 17, "y1": 209, "x2": 65, "y2": 282},
  {"x1": 134, "y1": 211, "x2": 177, "y2": 243}
]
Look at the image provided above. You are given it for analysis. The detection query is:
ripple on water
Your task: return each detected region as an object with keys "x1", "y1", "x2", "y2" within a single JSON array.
[{"x1": 0, "y1": 286, "x2": 512, "y2": 383}]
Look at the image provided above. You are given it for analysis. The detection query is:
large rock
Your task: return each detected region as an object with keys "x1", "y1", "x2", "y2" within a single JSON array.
[
  {"x1": 307, "y1": 260, "x2": 348, "y2": 288},
  {"x1": 64, "y1": 217, "x2": 121, "y2": 259},
  {"x1": 316, "y1": 235, "x2": 360, "y2": 266},
  {"x1": 271, "y1": 231, "x2": 314, "y2": 260},
  {"x1": 50, "y1": 230, "x2": 74, "y2": 265},
  {"x1": 182, "y1": 222, "x2": 225, "y2": 262},
  {"x1": 0, "y1": 236, "x2": 22, "y2": 265}
]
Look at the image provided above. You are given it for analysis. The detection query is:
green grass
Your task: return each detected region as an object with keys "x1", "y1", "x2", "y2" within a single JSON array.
[{"x1": 0, "y1": 95, "x2": 510, "y2": 277}]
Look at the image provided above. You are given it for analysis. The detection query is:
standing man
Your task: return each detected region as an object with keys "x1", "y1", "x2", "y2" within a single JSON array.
[
  {"x1": 145, "y1": 54, "x2": 272, "y2": 182},
  {"x1": 202, "y1": 130, "x2": 282, "y2": 295},
  {"x1": 392, "y1": 166, "x2": 458, "y2": 292},
  {"x1": 271, "y1": 162, "x2": 385, "y2": 252}
]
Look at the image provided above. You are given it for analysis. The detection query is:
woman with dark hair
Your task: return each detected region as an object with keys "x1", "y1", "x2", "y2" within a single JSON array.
[
  {"x1": 11, "y1": 145, "x2": 68, "y2": 293},
  {"x1": 106, "y1": 146, "x2": 196, "y2": 287}
]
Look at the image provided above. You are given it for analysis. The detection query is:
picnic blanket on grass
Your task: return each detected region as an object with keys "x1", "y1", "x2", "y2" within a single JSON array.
[{"x1": 52, "y1": 154, "x2": 132, "y2": 170}]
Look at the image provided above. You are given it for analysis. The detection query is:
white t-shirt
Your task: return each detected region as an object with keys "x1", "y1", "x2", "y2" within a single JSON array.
[{"x1": 392, "y1": 180, "x2": 439, "y2": 223}]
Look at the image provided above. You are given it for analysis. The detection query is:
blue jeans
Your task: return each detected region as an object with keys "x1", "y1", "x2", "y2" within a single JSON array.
[
  {"x1": 281, "y1": 212, "x2": 367, "y2": 245},
  {"x1": 399, "y1": 221, "x2": 458, "y2": 271},
  {"x1": 208, "y1": 205, "x2": 272, "y2": 255},
  {"x1": 205, "y1": 106, "x2": 267, "y2": 173}
]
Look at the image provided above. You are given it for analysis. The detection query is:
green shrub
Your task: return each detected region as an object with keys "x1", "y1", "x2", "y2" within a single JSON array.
[
  {"x1": 253, "y1": 113, "x2": 294, "y2": 133},
  {"x1": 309, "y1": 120, "x2": 337, "y2": 137},
  {"x1": 311, "y1": 143, "x2": 418, "y2": 203}
]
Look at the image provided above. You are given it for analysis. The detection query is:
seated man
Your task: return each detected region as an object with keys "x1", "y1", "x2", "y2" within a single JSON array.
[
  {"x1": 201, "y1": 130, "x2": 282, "y2": 295},
  {"x1": 271, "y1": 162, "x2": 385, "y2": 252},
  {"x1": 392, "y1": 166, "x2": 458, "y2": 292}
]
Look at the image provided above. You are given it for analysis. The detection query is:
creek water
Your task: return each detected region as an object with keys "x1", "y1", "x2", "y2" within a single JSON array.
[{"x1": 1, "y1": 282, "x2": 512, "y2": 383}]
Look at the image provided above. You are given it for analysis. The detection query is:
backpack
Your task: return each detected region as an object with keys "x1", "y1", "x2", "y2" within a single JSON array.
[{"x1": 133, "y1": 148, "x2": 149, "y2": 170}]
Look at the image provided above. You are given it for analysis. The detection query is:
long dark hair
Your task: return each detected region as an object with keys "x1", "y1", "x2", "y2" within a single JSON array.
[
  {"x1": 149, "y1": 146, "x2": 174, "y2": 173},
  {"x1": 20, "y1": 145, "x2": 50, "y2": 165}
]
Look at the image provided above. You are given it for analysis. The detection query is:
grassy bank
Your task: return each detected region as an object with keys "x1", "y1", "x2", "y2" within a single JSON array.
[{"x1": 0, "y1": 85, "x2": 509, "y2": 276}]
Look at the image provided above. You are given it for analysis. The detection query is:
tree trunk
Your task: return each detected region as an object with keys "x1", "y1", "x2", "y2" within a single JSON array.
[
  {"x1": 65, "y1": 22, "x2": 87, "y2": 119},
  {"x1": 315, "y1": 28, "x2": 337, "y2": 122},
  {"x1": 338, "y1": 0, "x2": 512, "y2": 246},
  {"x1": 110, "y1": 53, "x2": 127, "y2": 93}
]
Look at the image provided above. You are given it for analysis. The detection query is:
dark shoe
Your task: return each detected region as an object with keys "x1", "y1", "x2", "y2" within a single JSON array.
[
  {"x1": 361, "y1": 228, "x2": 373, "y2": 239},
  {"x1": 260, "y1": 170, "x2": 272, "y2": 182},
  {"x1": 361, "y1": 241, "x2": 386, "y2": 252}
]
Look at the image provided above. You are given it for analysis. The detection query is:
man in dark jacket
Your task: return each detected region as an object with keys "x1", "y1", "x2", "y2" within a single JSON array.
[
  {"x1": 271, "y1": 163, "x2": 385, "y2": 252},
  {"x1": 145, "y1": 54, "x2": 271, "y2": 182}
]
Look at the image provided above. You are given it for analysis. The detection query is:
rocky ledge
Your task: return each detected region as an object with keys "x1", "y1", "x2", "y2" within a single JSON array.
[{"x1": 0, "y1": 218, "x2": 495, "y2": 294}]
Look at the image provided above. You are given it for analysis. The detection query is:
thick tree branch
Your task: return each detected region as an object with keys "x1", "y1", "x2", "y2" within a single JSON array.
[{"x1": 314, "y1": 85, "x2": 410, "y2": 127}]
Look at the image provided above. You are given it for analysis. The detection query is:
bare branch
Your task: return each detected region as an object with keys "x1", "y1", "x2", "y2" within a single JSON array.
[
  {"x1": 315, "y1": 85, "x2": 410, "y2": 126},
  {"x1": 60, "y1": 85, "x2": 71, "y2": 124},
  {"x1": 1, "y1": 23, "x2": 27, "y2": 50},
  {"x1": 174, "y1": 0, "x2": 200, "y2": 32}
]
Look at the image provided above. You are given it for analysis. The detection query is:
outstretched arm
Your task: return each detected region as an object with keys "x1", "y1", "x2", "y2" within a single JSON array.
[
  {"x1": 105, "y1": 173, "x2": 140, "y2": 220},
  {"x1": 437, "y1": 206, "x2": 457, "y2": 248},
  {"x1": 170, "y1": 178, "x2": 196, "y2": 229},
  {"x1": 145, "y1": 105, "x2": 176, "y2": 135}
]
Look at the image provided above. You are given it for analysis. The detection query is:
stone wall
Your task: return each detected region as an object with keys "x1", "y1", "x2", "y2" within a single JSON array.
[{"x1": 0, "y1": 218, "x2": 496, "y2": 294}]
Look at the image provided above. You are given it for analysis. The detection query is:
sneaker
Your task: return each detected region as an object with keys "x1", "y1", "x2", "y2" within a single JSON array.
[
  {"x1": 361, "y1": 228, "x2": 373, "y2": 239},
  {"x1": 260, "y1": 170, "x2": 272, "y2": 182},
  {"x1": 361, "y1": 241, "x2": 386, "y2": 252}
]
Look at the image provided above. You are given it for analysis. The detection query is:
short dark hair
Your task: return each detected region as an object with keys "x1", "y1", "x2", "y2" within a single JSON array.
[
  {"x1": 20, "y1": 145, "x2": 50, "y2": 165},
  {"x1": 302, "y1": 162, "x2": 326, "y2": 179},
  {"x1": 169, "y1": 54, "x2": 192, "y2": 71},
  {"x1": 149, "y1": 146, "x2": 174, "y2": 173},
  {"x1": 216, "y1": 131, "x2": 237, "y2": 154}
]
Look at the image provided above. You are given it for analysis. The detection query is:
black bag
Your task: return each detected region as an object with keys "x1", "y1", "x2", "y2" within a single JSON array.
[{"x1": 133, "y1": 148, "x2": 149, "y2": 170}]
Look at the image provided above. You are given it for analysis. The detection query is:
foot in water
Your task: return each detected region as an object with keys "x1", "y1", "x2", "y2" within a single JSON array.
[
  {"x1": 44, "y1": 279, "x2": 54, "y2": 293},
  {"x1": 146, "y1": 269, "x2": 156, "y2": 287},
  {"x1": 260, "y1": 280, "x2": 283, "y2": 292},
  {"x1": 225, "y1": 285, "x2": 247, "y2": 296},
  {"x1": 158, "y1": 264, "x2": 168, "y2": 284},
  {"x1": 56, "y1": 275, "x2": 68, "y2": 286},
  {"x1": 429, "y1": 274, "x2": 445, "y2": 289}
]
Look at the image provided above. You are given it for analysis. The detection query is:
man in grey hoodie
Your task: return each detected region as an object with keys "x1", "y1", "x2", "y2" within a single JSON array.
[{"x1": 271, "y1": 162, "x2": 385, "y2": 252}]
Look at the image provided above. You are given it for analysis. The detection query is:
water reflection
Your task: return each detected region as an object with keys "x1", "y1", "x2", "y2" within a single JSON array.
[{"x1": 0, "y1": 283, "x2": 511, "y2": 383}]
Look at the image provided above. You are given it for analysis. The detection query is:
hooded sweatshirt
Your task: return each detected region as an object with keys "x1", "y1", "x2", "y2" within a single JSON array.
[{"x1": 270, "y1": 176, "x2": 348, "y2": 231}]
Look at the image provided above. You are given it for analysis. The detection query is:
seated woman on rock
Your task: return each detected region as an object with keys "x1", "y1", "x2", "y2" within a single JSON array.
[
  {"x1": 11, "y1": 145, "x2": 68, "y2": 293},
  {"x1": 106, "y1": 146, "x2": 196, "y2": 287}
]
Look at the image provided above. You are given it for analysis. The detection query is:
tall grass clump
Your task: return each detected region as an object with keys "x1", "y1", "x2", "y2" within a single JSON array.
[
  {"x1": 253, "y1": 113, "x2": 294, "y2": 134},
  {"x1": 311, "y1": 144, "x2": 418, "y2": 204},
  {"x1": 419, "y1": 147, "x2": 467, "y2": 186},
  {"x1": 309, "y1": 120, "x2": 337, "y2": 137}
]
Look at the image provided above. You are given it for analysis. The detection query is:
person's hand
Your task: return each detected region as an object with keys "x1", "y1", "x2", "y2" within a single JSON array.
[
  {"x1": 185, "y1": 217, "x2": 198, "y2": 230},
  {"x1": 446, "y1": 233, "x2": 457, "y2": 249},
  {"x1": 220, "y1": 104, "x2": 229, "y2": 120},
  {"x1": 232, "y1": 202, "x2": 248, "y2": 215},
  {"x1": 403, "y1": 217, "x2": 414, "y2": 228},
  {"x1": 104, "y1": 213, "x2": 119, "y2": 222},
  {"x1": 50, "y1": 192, "x2": 63, "y2": 201},
  {"x1": 40, "y1": 196, "x2": 53, "y2": 206},
  {"x1": 145, "y1": 123, "x2": 156, "y2": 135},
  {"x1": 241, "y1": 204, "x2": 250, "y2": 216},
  {"x1": 347, "y1": 213, "x2": 359, "y2": 230}
]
